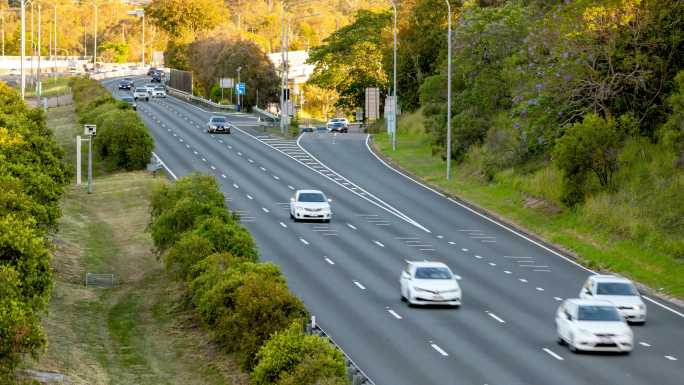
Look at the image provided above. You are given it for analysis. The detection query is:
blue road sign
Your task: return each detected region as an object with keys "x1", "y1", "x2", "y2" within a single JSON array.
[{"x1": 236, "y1": 83, "x2": 246, "y2": 95}]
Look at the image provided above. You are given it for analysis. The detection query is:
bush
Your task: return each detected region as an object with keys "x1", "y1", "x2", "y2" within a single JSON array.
[
  {"x1": 193, "y1": 216, "x2": 259, "y2": 261},
  {"x1": 216, "y1": 274, "x2": 308, "y2": 370},
  {"x1": 150, "y1": 172, "x2": 226, "y2": 221},
  {"x1": 93, "y1": 109, "x2": 154, "y2": 170},
  {"x1": 252, "y1": 323, "x2": 346, "y2": 385},
  {"x1": 164, "y1": 232, "x2": 214, "y2": 279}
]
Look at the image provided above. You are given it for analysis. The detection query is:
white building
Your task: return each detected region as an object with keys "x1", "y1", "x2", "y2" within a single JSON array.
[{"x1": 267, "y1": 50, "x2": 315, "y2": 97}]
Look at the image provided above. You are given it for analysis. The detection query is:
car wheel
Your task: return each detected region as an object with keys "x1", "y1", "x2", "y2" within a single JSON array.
[
  {"x1": 146, "y1": 97, "x2": 149, "y2": 101},
  {"x1": 568, "y1": 335, "x2": 579, "y2": 353},
  {"x1": 290, "y1": 212, "x2": 294, "y2": 219},
  {"x1": 401, "y1": 294, "x2": 407, "y2": 302},
  {"x1": 631, "y1": 321, "x2": 646, "y2": 326},
  {"x1": 557, "y1": 336, "x2": 566, "y2": 346}
]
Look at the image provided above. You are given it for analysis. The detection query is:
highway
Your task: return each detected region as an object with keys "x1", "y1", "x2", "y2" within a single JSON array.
[{"x1": 103, "y1": 78, "x2": 684, "y2": 385}]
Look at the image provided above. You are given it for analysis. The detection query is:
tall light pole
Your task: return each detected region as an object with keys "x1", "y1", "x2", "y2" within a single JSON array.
[
  {"x1": 91, "y1": 2, "x2": 98, "y2": 72},
  {"x1": 390, "y1": 0, "x2": 397, "y2": 151},
  {"x1": 128, "y1": 9, "x2": 145, "y2": 67},
  {"x1": 445, "y1": 0, "x2": 452, "y2": 180},
  {"x1": 36, "y1": 3, "x2": 41, "y2": 105},
  {"x1": 20, "y1": 1, "x2": 26, "y2": 100},
  {"x1": 1, "y1": 7, "x2": 5, "y2": 57},
  {"x1": 280, "y1": 1, "x2": 287, "y2": 133}
]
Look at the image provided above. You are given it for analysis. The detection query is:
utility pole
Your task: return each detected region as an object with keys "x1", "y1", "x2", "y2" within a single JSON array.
[
  {"x1": 92, "y1": 2, "x2": 98, "y2": 72},
  {"x1": 445, "y1": 0, "x2": 453, "y2": 180},
  {"x1": 237, "y1": 66, "x2": 242, "y2": 111},
  {"x1": 36, "y1": 3, "x2": 41, "y2": 105},
  {"x1": 142, "y1": 10, "x2": 145, "y2": 67},
  {"x1": 280, "y1": 1, "x2": 286, "y2": 133},
  {"x1": 20, "y1": 1, "x2": 25, "y2": 100}
]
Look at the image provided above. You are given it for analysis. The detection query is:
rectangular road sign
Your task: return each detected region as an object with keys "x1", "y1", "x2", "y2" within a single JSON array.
[
  {"x1": 365, "y1": 87, "x2": 379, "y2": 121},
  {"x1": 220, "y1": 78, "x2": 234, "y2": 89},
  {"x1": 236, "y1": 82, "x2": 246, "y2": 95}
]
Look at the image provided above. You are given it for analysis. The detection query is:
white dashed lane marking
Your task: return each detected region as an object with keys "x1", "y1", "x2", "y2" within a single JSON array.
[
  {"x1": 430, "y1": 343, "x2": 449, "y2": 357},
  {"x1": 300, "y1": 238, "x2": 309, "y2": 245},
  {"x1": 639, "y1": 342, "x2": 651, "y2": 347},
  {"x1": 347, "y1": 223, "x2": 357, "y2": 230},
  {"x1": 543, "y1": 348, "x2": 564, "y2": 361},
  {"x1": 387, "y1": 309, "x2": 402, "y2": 320},
  {"x1": 353, "y1": 281, "x2": 366, "y2": 290},
  {"x1": 486, "y1": 311, "x2": 505, "y2": 324},
  {"x1": 247, "y1": 195, "x2": 253, "y2": 200},
  {"x1": 233, "y1": 184, "x2": 239, "y2": 189},
  {"x1": 373, "y1": 240, "x2": 385, "y2": 248},
  {"x1": 519, "y1": 278, "x2": 528, "y2": 283},
  {"x1": 324, "y1": 256, "x2": 335, "y2": 265},
  {"x1": 665, "y1": 355, "x2": 678, "y2": 361},
  {"x1": 262, "y1": 207, "x2": 270, "y2": 213}
]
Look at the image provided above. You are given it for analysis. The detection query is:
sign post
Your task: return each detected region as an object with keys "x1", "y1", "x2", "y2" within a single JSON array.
[
  {"x1": 83, "y1": 124, "x2": 96, "y2": 194},
  {"x1": 365, "y1": 87, "x2": 379, "y2": 123}
]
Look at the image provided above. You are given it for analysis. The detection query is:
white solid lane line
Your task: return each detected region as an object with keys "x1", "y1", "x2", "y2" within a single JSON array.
[
  {"x1": 486, "y1": 311, "x2": 506, "y2": 324},
  {"x1": 542, "y1": 348, "x2": 564, "y2": 361},
  {"x1": 324, "y1": 257, "x2": 335, "y2": 265},
  {"x1": 373, "y1": 240, "x2": 385, "y2": 248},
  {"x1": 430, "y1": 343, "x2": 449, "y2": 357},
  {"x1": 665, "y1": 355, "x2": 678, "y2": 361},
  {"x1": 387, "y1": 309, "x2": 403, "y2": 320},
  {"x1": 300, "y1": 238, "x2": 309, "y2": 245},
  {"x1": 279, "y1": 222, "x2": 288, "y2": 228},
  {"x1": 353, "y1": 281, "x2": 366, "y2": 290}
]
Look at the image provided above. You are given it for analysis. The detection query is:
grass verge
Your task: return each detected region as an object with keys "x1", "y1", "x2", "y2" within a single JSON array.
[
  {"x1": 373, "y1": 128, "x2": 684, "y2": 300},
  {"x1": 27, "y1": 105, "x2": 248, "y2": 384}
]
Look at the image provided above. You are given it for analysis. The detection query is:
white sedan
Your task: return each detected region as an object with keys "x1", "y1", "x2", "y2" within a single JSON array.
[
  {"x1": 152, "y1": 86, "x2": 167, "y2": 98},
  {"x1": 555, "y1": 298, "x2": 633, "y2": 354},
  {"x1": 400, "y1": 261, "x2": 462, "y2": 307},
  {"x1": 290, "y1": 190, "x2": 332, "y2": 222},
  {"x1": 579, "y1": 274, "x2": 646, "y2": 324}
]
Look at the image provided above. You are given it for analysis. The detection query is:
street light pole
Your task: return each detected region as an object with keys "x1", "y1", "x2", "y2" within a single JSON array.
[
  {"x1": 391, "y1": 0, "x2": 397, "y2": 151},
  {"x1": 445, "y1": 0, "x2": 452, "y2": 180},
  {"x1": 20, "y1": 1, "x2": 25, "y2": 100},
  {"x1": 280, "y1": 2, "x2": 286, "y2": 133},
  {"x1": 142, "y1": 11, "x2": 145, "y2": 67},
  {"x1": 236, "y1": 66, "x2": 242, "y2": 111},
  {"x1": 36, "y1": 3, "x2": 41, "y2": 105},
  {"x1": 92, "y1": 2, "x2": 97, "y2": 71}
]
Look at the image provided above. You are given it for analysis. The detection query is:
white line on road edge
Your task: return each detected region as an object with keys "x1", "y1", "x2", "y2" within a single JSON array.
[
  {"x1": 665, "y1": 355, "x2": 678, "y2": 361},
  {"x1": 152, "y1": 152, "x2": 178, "y2": 180},
  {"x1": 430, "y1": 343, "x2": 449, "y2": 357},
  {"x1": 543, "y1": 348, "x2": 564, "y2": 361},
  {"x1": 486, "y1": 311, "x2": 505, "y2": 324},
  {"x1": 300, "y1": 238, "x2": 309, "y2": 245},
  {"x1": 373, "y1": 240, "x2": 385, "y2": 248},
  {"x1": 262, "y1": 207, "x2": 269, "y2": 213},
  {"x1": 347, "y1": 223, "x2": 357, "y2": 230},
  {"x1": 324, "y1": 257, "x2": 335, "y2": 265},
  {"x1": 353, "y1": 281, "x2": 366, "y2": 290},
  {"x1": 639, "y1": 342, "x2": 651, "y2": 347},
  {"x1": 387, "y1": 309, "x2": 402, "y2": 320},
  {"x1": 279, "y1": 222, "x2": 288, "y2": 228}
]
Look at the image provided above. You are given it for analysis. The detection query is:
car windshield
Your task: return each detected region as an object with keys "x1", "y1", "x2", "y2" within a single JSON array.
[
  {"x1": 414, "y1": 267, "x2": 452, "y2": 280},
  {"x1": 135, "y1": 88, "x2": 145, "y2": 92},
  {"x1": 596, "y1": 282, "x2": 638, "y2": 296},
  {"x1": 211, "y1": 117, "x2": 226, "y2": 123},
  {"x1": 155, "y1": 87, "x2": 165, "y2": 91},
  {"x1": 577, "y1": 305, "x2": 623, "y2": 321},
  {"x1": 122, "y1": 97, "x2": 134, "y2": 102},
  {"x1": 298, "y1": 193, "x2": 326, "y2": 202}
]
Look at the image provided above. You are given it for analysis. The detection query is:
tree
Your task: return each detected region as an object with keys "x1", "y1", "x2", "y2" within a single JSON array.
[
  {"x1": 307, "y1": 9, "x2": 392, "y2": 111},
  {"x1": 92, "y1": 109, "x2": 154, "y2": 171},
  {"x1": 303, "y1": 84, "x2": 338, "y2": 121},
  {"x1": 553, "y1": 113, "x2": 622, "y2": 206},
  {"x1": 146, "y1": 0, "x2": 223, "y2": 38}
]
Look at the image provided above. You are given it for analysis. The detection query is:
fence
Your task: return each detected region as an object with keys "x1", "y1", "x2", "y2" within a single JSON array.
[
  {"x1": 166, "y1": 86, "x2": 236, "y2": 111},
  {"x1": 306, "y1": 316, "x2": 374, "y2": 385},
  {"x1": 85, "y1": 273, "x2": 116, "y2": 288},
  {"x1": 169, "y1": 68, "x2": 193, "y2": 94}
]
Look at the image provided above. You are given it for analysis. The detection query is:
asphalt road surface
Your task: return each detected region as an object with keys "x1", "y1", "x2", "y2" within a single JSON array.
[{"x1": 103, "y1": 78, "x2": 684, "y2": 385}]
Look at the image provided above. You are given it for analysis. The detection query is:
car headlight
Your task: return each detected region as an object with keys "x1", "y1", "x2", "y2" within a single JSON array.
[{"x1": 634, "y1": 304, "x2": 645, "y2": 311}]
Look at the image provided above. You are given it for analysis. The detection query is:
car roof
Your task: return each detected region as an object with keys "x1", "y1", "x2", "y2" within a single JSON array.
[
  {"x1": 565, "y1": 298, "x2": 616, "y2": 307},
  {"x1": 590, "y1": 275, "x2": 632, "y2": 283},
  {"x1": 296, "y1": 189, "x2": 324, "y2": 195},
  {"x1": 407, "y1": 261, "x2": 450, "y2": 269}
]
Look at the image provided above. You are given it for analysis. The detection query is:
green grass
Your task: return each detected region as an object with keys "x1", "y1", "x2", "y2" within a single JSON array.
[
  {"x1": 373, "y1": 114, "x2": 684, "y2": 299},
  {"x1": 26, "y1": 105, "x2": 249, "y2": 385}
]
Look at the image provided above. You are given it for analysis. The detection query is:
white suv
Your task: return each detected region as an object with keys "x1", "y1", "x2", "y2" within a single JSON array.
[
  {"x1": 133, "y1": 87, "x2": 149, "y2": 101},
  {"x1": 578, "y1": 275, "x2": 646, "y2": 324}
]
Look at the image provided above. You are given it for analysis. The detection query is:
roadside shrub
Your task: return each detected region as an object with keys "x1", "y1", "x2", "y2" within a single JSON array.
[
  {"x1": 193, "y1": 216, "x2": 259, "y2": 261},
  {"x1": 150, "y1": 172, "x2": 226, "y2": 221},
  {"x1": 164, "y1": 232, "x2": 214, "y2": 279},
  {"x1": 93, "y1": 109, "x2": 154, "y2": 170},
  {"x1": 79, "y1": 101, "x2": 119, "y2": 126},
  {"x1": 251, "y1": 323, "x2": 346, "y2": 385},
  {"x1": 216, "y1": 274, "x2": 308, "y2": 370}
]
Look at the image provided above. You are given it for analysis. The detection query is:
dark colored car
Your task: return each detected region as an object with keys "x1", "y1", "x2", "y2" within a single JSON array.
[
  {"x1": 151, "y1": 75, "x2": 162, "y2": 83},
  {"x1": 118, "y1": 80, "x2": 132, "y2": 90},
  {"x1": 301, "y1": 127, "x2": 314, "y2": 133},
  {"x1": 147, "y1": 67, "x2": 157, "y2": 76},
  {"x1": 315, "y1": 126, "x2": 328, "y2": 134},
  {"x1": 207, "y1": 116, "x2": 230, "y2": 134},
  {"x1": 121, "y1": 96, "x2": 137, "y2": 111},
  {"x1": 328, "y1": 121, "x2": 348, "y2": 133}
]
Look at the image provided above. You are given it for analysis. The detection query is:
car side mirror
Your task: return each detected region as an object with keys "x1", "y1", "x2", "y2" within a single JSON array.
[
  {"x1": 565, "y1": 312, "x2": 572, "y2": 321},
  {"x1": 454, "y1": 275, "x2": 462, "y2": 281},
  {"x1": 584, "y1": 289, "x2": 592, "y2": 296}
]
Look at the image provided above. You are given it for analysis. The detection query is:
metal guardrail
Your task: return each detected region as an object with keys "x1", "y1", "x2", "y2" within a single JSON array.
[
  {"x1": 89, "y1": 68, "x2": 148, "y2": 81},
  {"x1": 253, "y1": 106, "x2": 279, "y2": 122},
  {"x1": 166, "y1": 86, "x2": 236, "y2": 111},
  {"x1": 85, "y1": 273, "x2": 116, "y2": 288},
  {"x1": 306, "y1": 316, "x2": 375, "y2": 385}
]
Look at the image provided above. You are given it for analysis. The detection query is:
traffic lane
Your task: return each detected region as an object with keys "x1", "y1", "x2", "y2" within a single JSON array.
[{"x1": 299, "y1": 132, "x2": 684, "y2": 355}]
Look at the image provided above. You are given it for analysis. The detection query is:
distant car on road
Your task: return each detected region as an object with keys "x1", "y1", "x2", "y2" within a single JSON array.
[
  {"x1": 206, "y1": 115, "x2": 230, "y2": 134},
  {"x1": 151, "y1": 74, "x2": 162, "y2": 83},
  {"x1": 152, "y1": 86, "x2": 167, "y2": 98},
  {"x1": 133, "y1": 87, "x2": 149, "y2": 101},
  {"x1": 290, "y1": 189, "x2": 332, "y2": 222},
  {"x1": 315, "y1": 126, "x2": 328, "y2": 134},
  {"x1": 147, "y1": 67, "x2": 158, "y2": 76},
  {"x1": 400, "y1": 261, "x2": 462, "y2": 308},
  {"x1": 301, "y1": 127, "x2": 314, "y2": 133},
  {"x1": 121, "y1": 96, "x2": 137, "y2": 111},
  {"x1": 578, "y1": 275, "x2": 646, "y2": 324},
  {"x1": 555, "y1": 298, "x2": 633, "y2": 354},
  {"x1": 327, "y1": 117, "x2": 349, "y2": 132},
  {"x1": 118, "y1": 79, "x2": 132, "y2": 90}
]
